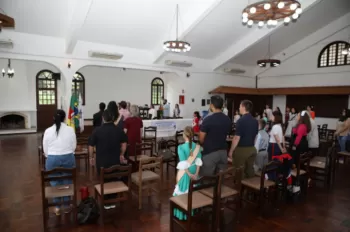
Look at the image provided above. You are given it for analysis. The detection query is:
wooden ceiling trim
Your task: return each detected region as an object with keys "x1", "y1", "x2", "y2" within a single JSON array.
[{"x1": 209, "y1": 86, "x2": 350, "y2": 95}]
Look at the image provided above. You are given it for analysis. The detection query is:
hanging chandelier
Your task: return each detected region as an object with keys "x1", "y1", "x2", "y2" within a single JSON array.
[
  {"x1": 257, "y1": 36, "x2": 281, "y2": 67},
  {"x1": 242, "y1": 0, "x2": 302, "y2": 28},
  {"x1": 2, "y1": 59, "x2": 15, "y2": 78},
  {"x1": 163, "y1": 5, "x2": 191, "y2": 53}
]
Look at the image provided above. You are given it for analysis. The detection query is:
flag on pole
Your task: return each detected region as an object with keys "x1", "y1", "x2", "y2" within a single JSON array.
[
  {"x1": 67, "y1": 93, "x2": 79, "y2": 131},
  {"x1": 78, "y1": 94, "x2": 84, "y2": 133}
]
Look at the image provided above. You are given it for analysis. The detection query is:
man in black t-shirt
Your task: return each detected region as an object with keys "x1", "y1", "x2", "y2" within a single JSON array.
[
  {"x1": 228, "y1": 100, "x2": 258, "y2": 178},
  {"x1": 93, "y1": 102, "x2": 106, "y2": 128},
  {"x1": 89, "y1": 110, "x2": 128, "y2": 174},
  {"x1": 199, "y1": 95, "x2": 231, "y2": 176}
]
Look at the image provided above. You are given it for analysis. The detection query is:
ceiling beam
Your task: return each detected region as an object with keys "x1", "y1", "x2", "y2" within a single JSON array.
[
  {"x1": 65, "y1": 0, "x2": 93, "y2": 54},
  {"x1": 152, "y1": 0, "x2": 223, "y2": 64}
]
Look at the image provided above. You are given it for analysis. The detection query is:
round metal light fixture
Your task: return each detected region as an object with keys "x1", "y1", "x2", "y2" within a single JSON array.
[
  {"x1": 163, "y1": 41, "x2": 191, "y2": 53},
  {"x1": 257, "y1": 59, "x2": 281, "y2": 67}
]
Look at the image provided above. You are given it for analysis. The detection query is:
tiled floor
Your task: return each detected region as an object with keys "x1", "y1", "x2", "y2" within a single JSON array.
[{"x1": 1, "y1": 133, "x2": 350, "y2": 231}]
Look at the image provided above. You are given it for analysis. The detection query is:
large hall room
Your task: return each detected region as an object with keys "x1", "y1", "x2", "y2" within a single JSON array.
[{"x1": 1, "y1": 0, "x2": 350, "y2": 231}]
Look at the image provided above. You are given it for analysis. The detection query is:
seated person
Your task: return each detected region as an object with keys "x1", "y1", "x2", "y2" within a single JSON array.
[
  {"x1": 254, "y1": 119, "x2": 269, "y2": 172},
  {"x1": 173, "y1": 126, "x2": 202, "y2": 220}
]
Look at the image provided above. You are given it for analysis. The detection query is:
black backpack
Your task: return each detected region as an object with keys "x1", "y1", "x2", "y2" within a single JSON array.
[{"x1": 77, "y1": 197, "x2": 100, "y2": 224}]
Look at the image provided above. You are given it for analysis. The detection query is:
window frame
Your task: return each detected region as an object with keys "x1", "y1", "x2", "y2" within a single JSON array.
[
  {"x1": 36, "y1": 70, "x2": 57, "y2": 106},
  {"x1": 318, "y1": 41, "x2": 350, "y2": 68},
  {"x1": 150, "y1": 77, "x2": 164, "y2": 106},
  {"x1": 72, "y1": 72, "x2": 85, "y2": 105}
]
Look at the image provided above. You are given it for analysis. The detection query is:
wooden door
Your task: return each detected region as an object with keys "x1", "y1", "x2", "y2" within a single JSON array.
[{"x1": 36, "y1": 70, "x2": 57, "y2": 132}]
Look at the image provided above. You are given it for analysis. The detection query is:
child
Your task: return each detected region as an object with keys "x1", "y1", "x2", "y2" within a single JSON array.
[
  {"x1": 173, "y1": 126, "x2": 202, "y2": 220},
  {"x1": 192, "y1": 111, "x2": 201, "y2": 133}
]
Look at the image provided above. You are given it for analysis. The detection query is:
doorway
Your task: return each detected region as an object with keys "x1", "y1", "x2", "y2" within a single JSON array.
[{"x1": 36, "y1": 70, "x2": 57, "y2": 131}]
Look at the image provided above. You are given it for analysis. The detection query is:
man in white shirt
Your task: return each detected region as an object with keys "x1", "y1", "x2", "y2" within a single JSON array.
[
  {"x1": 307, "y1": 111, "x2": 319, "y2": 156},
  {"x1": 162, "y1": 99, "x2": 170, "y2": 118},
  {"x1": 265, "y1": 104, "x2": 273, "y2": 121},
  {"x1": 254, "y1": 119, "x2": 269, "y2": 171},
  {"x1": 223, "y1": 104, "x2": 228, "y2": 116}
]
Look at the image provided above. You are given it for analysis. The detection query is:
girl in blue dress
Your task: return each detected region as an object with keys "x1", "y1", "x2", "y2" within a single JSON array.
[{"x1": 172, "y1": 126, "x2": 202, "y2": 220}]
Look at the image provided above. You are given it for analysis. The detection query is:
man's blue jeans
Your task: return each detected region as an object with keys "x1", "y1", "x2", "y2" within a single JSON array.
[
  {"x1": 338, "y1": 136, "x2": 348, "y2": 152},
  {"x1": 45, "y1": 154, "x2": 75, "y2": 206}
]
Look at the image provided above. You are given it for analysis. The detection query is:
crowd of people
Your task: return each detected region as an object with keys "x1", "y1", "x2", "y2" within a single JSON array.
[{"x1": 42, "y1": 95, "x2": 348, "y2": 219}]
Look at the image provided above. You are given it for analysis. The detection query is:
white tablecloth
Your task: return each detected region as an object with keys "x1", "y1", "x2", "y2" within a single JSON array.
[{"x1": 143, "y1": 118, "x2": 192, "y2": 138}]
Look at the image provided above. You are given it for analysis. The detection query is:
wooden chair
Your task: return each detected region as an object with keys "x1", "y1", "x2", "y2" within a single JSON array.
[
  {"x1": 199, "y1": 167, "x2": 243, "y2": 231},
  {"x1": 131, "y1": 156, "x2": 163, "y2": 209},
  {"x1": 38, "y1": 134, "x2": 44, "y2": 167},
  {"x1": 291, "y1": 152, "x2": 311, "y2": 196},
  {"x1": 240, "y1": 161, "x2": 280, "y2": 215},
  {"x1": 310, "y1": 146, "x2": 336, "y2": 188},
  {"x1": 41, "y1": 167, "x2": 77, "y2": 232},
  {"x1": 170, "y1": 175, "x2": 220, "y2": 232},
  {"x1": 128, "y1": 142, "x2": 154, "y2": 166},
  {"x1": 94, "y1": 165, "x2": 132, "y2": 224},
  {"x1": 175, "y1": 130, "x2": 184, "y2": 146},
  {"x1": 157, "y1": 139, "x2": 178, "y2": 176},
  {"x1": 143, "y1": 126, "x2": 157, "y2": 147},
  {"x1": 75, "y1": 141, "x2": 89, "y2": 173}
]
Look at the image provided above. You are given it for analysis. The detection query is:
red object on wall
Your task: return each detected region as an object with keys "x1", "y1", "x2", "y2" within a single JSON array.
[{"x1": 179, "y1": 95, "x2": 185, "y2": 104}]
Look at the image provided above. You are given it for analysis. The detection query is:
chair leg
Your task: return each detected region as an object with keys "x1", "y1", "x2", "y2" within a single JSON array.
[
  {"x1": 158, "y1": 179, "x2": 161, "y2": 209},
  {"x1": 138, "y1": 185, "x2": 142, "y2": 210},
  {"x1": 240, "y1": 185, "x2": 245, "y2": 209},
  {"x1": 42, "y1": 201, "x2": 47, "y2": 232},
  {"x1": 169, "y1": 202, "x2": 174, "y2": 232},
  {"x1": 187, "y1": 211, "x2": 192, "y2": 231}
]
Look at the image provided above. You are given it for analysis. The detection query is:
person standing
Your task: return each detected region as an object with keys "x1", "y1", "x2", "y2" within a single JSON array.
[
  {"x1": 307, "y1": 111, "x2": 319, "y2": 156},
  {"x1": 265, "y1": 104, "x2": 273, "y2": 121},
  {"x1": 291, "y1": 111, "x2": 311, "y2": 165},
  {"x1": 43, "y1": 109, "x2": 77, "y2": 215},
  {"x1": 107, "y1": 101, "x2": 123, "y2": 130},
  {"x1": 254, "y1": 119, "x2": 269, "y2": 171},
  {"x1": 233, "y1": 110, "x2": 241, "y2": 123},
  {"x1": 119, "y1": 101, "x2": 131, "y2": 121},
  {"x1": 173, "y1": 104, "x2": 181, "y2": 118},
  {"x1": 124, "y1": 105, "x2": 143, "y2": 157},
  {"x1": 267, "y1": 111, "x2": 286, "y2": 161},
  {"x1": 228, "y1": 100, "x2": 258, "y2": 179},
  {"x1": 306, "y1": 105, "x2": 315, "y2": 119},
  {"x1": 192, "y1": 111, "x2": 201, "y2": 133},
  {"x1": 199, "y1": 95, "x2": 231, "y2": 176},
  {"x1": 223, "y1": 104, "x2": 228, "y2": 116},
  {"x1": 93, "y1": 102, "x2": 106, "y2": 128},
  {"x1": 335, "y1": 109, "x2": 350, "y2": 151},
  {"x1": 162, "y1": 99, "x2": 170, "y2": 118}
]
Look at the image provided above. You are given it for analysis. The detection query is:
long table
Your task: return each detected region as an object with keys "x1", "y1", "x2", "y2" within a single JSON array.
[
  {"x1": 143, "y1": 118, "x2": 192, "y2": 138},
  {"x1": 83, "y1": 118, "x2": 193, "y2": 138}
]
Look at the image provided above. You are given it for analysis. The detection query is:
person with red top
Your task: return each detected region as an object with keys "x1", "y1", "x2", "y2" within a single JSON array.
[
  {"x1": 306, "y1": 105, "x2": 315, "y2": 119},
  {"x1": 291, "y1": 110, "x2": 311, "y2": 165},
  {"x1": 192, "y1": 111, "x2": 201, "y2": 133},
  {"x1": 124, "y1": 105, "x2": 143, "y2": 157}
]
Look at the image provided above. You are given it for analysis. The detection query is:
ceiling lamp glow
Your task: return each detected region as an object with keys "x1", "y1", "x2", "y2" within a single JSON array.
[
  {"x1": 2, "y1": 59, "x2": 15, "y2": 78},
  {"x1": 163, "y1": 5, "x2": 191, "y2": 53},
  {"x1": 242, "y1": 0, "x2": 302, "y2": 28}
]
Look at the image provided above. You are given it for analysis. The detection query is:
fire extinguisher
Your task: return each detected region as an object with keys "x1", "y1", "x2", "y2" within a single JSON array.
[{"x1": 80, "y1": 186, "x2": 89, "y2": 200}]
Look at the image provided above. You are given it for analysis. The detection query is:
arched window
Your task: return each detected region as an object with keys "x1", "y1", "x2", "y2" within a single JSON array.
[
  {"x1": 318, "y1": 41, "x2": 350, "y2": 68},
  {"x1": 72, "y1": 72, "x2": 85, "y2": 105},
  {"x1": 37, "y1": 70, "x2": 56, "y2": 105},
  {"x1": 151, "y1": 77, "x2": 164, "y2": 105}
]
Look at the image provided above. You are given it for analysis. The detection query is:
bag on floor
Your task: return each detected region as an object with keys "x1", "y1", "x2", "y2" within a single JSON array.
[{"x1": 77, "y1": 197, "x2": 100, "y2": 224}]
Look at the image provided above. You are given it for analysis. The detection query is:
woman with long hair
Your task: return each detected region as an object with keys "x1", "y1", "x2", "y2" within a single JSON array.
[
  {"x1": 107, "y1": 101, "x2": 123, "y2": 129},
  {"x1": 173, "y1": 126, "x2": 202, "y2": 220},
  {"x1": 124, "y1": 105, "x2": 143, "y2": 157},
  {"x1": 43, "y1": 109, "x2": 76, "y2": 216},
  {"x1": 285, "y1": 107, "x2": 298, "y2": 138},
  {"x1": 291, "y1": 111, "x2": 311, "y2": 164},
  {"x1": 267, "y1": 111, "x2": 286, "y2": 161},
  {"x1": 173, "y1": 104, "x2": 181, "y2": 118}
]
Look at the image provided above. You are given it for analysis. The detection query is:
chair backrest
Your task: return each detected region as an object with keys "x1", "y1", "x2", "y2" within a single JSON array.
[
  {"x1": 41, "y1": 167, "x2": 77, "y2": 198},
  {"x1": 138, "y1": 156, "x2": 163, "y2": 173},
  {"x1": 134, "y1": 142, "x2": 154, "y2": 156},
  {"x1": 99, "y1": 165, "x2": 132, "y2": 196},
  {"x1": 325, "y1": 145, "x2": 336, "y2": 172},
  {"x1": 144, "y1": 126, "x2": 157, "y2": 138},
  {"x1": 327, "y1": 130, "x2": 335, "y2": 142},
  {"x1": 322, "y1": 124, "x2": 328, "y2": 129},
  {"x1": 296, "y1": 152, "x2": 312, "y2": 177},
  {"x1": 219, "y1": 166, "x2": 243, "y2": 192},
  {"x1": 261, "y1": 161, "x2": 280, "y2": 188},
  {"x1": 188, "y1": 175, "x2": 219, "y2": 212}
]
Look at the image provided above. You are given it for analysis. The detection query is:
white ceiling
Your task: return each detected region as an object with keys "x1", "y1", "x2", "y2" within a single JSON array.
[
  {"x1": 229, "y1": 0, "x2": 350, "y2": 66},
  {"x1": 0, "y1": 0, "x2": 346, "y2": 71}
]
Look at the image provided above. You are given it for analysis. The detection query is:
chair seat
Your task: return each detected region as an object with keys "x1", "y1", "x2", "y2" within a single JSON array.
[
  {"x1": 75, "y1": 149, "x2": 88, "y2": 155},
  {"x1": 291, "y1": 169, "x2": 306, "y2": 177},
  {"x1": 310, "y1": 159, "x2": 326, "y2": 169},
  {"x1": 170, "y1": 191, "x2": 213, "y2": 210},
  {"x1": 199, "y1": 185, "x2": 238, "y2": 199},
  {"x1": 131, "y1": 170, "x2": 160, "y2": 185},
  {"x1": 241, "y1": 177, "x2": 275, "y2": 190},
  {"x1": 158, "y1": 150, "x2": 175, "y2": 161},
  {"x1": 338, "y1": 151, "x2": 350, "y2": 157},
  {"x1": 45, "y1": 184, "x2": 74, "y2": 199},
  {"x1": 129, "y1": 155, "x2": 150, "y2": 162},
  {"x1": 255, "y1": 171, "x2": 262, "y2": 177},
  {"x1": 95, "y1": 181, "x2": 129, "y2": 195}
]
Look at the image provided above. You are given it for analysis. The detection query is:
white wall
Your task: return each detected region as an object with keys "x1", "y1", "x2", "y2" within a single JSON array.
[
  {"x1": 0, "y1": 59, "x2": 59, "y2": 127},
  {"x1": 261, "y1": 13, "x2": 350, "y2": 130},
  {"x1": 79, "y1": 66, "x2": 255, "y2": 119},
  {"x1": 166, "y1": 72, "x2": 254, "y2": 118}
]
